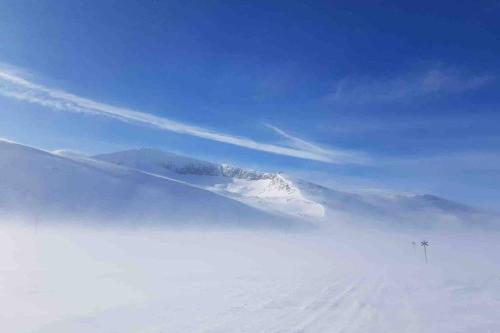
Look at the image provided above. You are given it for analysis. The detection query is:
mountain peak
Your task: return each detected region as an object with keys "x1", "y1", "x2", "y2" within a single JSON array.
[
  {"x1": 94, "y1": 148, "x2": 221, "y2": 176},
  {"x1": 89, "y1": 147, "x2": 493, "y2": 226}
]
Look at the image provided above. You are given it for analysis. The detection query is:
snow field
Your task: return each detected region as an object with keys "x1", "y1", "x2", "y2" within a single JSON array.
[{"x1": 1, "y1": 225, "x2": 499, "y2": 333}]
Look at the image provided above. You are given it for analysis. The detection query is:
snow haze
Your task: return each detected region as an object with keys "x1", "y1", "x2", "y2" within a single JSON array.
[
  {"x1": 1, "y1": 225, "x2": 499, "y2": 333},
  {"x1": 1, "y1": 3, "x2": 500, "y2": 331},
  {"x1": 0, "y1": 139, "x2": 499, "y2": 332}
]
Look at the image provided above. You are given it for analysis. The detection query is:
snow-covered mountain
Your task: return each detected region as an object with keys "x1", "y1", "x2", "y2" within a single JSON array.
[
  {"x1": 0, "y1": 140, "x2": 297, "y2": 228},
  {"x1": 94, "y1": 148, "x2": 491, "y2": 228},
  {"x1": 0, "y1": 140, "x2": 492, "y2": 228},
  {"x1": 95, "y1": 149, "x2": 325, "y2": 219}
]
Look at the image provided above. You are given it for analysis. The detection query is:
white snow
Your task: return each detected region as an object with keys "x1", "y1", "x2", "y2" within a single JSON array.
[
  {"x1": 95, "y1": 149, "x2": 326, "y2": 220},
  {"x1": 0, "y1": 140, "x2": 495, "y2": 229},
  {"x1": 1, "y1": 225, "x2": 499, "y2": 333},
  {"x1": 0, "y1": 140, "x2": 295, "y2": 228},
  {"x1": 1, "y1": 140, "x2": 499, "y2": 332},
  {"x1": 93, "y1": 148, "x2": 494, "y2": 227}
]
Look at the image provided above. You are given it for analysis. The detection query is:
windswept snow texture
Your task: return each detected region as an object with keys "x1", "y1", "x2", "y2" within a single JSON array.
[
  {"x1": 1, "y1": 142, "x2": 499, "y2": 333},
  {"x1": 95, "y1": 149, "x2": 492, "y2": 228},
  {"x1": 0, "y1": 141, "x2": 494, "y2": 228},
  {"x1": 0, "y1": 140, "x2": 296, "y2": 228},
  {"x1": 95, "y1": 149, "x2": 326, "y2": 219},
  {"x1": 1, "y1": 226, "x2": 499, "y2": 333}
]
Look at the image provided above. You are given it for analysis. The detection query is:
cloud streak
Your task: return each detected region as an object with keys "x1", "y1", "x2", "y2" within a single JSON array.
[
  {"x1": 328, "y1": 68, "x2": 493, "y2": 104},
  {"x1": 0, "y1": 69, "x2": 365, "y2": 164},
  {"x1": 265, "y1": 124, "x2": 368, "y2": 164}
]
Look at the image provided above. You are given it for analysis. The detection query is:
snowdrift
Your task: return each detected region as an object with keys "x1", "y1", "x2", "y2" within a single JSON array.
[
  {"x1": 95, "y1": 148, "x2": 495, "y2": 229},
  {"x1": 0, "y1": 140, "x2": 297, "y2": 228},
  {"x1": 0, "y1": 140, "x2": 495, "y2": 229}
]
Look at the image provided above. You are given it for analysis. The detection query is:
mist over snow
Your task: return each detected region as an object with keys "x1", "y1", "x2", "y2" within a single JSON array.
[
  {"x1": 1, "y1": 139, "x2": 495, "y2": 230},
  {"x1": 2, "y1": 1, "x2": 500, "y2": 332},
  {"x1": 0, "y1": 139, "x2": 499, "y2": 332},
  {"x1": 0, "y1": 140, "x2": 300, "y2": 229},
  {"x1": 1, "y1": 225, "x2": 499, "y2": 333}
]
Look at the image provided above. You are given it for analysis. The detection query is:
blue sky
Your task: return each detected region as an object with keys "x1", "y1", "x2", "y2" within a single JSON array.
[{"x1": 0, "y1": 1, "x2": 499, "y2": 209}]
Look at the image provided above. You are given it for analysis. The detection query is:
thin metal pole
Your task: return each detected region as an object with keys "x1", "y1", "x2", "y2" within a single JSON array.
[{"x1": 420, "y1": 240, "x2": 429, "y2": 264}]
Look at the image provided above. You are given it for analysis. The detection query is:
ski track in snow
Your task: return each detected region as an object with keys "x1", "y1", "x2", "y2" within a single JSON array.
[{"x1": 2, "y1": 228, "x2": 497, "y2": 333}]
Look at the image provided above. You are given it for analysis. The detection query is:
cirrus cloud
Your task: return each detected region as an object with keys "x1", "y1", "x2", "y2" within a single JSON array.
[
  {"x1": 328, "y1": 67, "x2": 493, "y2": 104},
  {"x1": 0, "y1": 68, "x2": 368, "y2": 165}
]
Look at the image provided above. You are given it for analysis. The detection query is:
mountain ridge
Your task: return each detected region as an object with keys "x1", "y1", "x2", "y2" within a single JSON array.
[
  {"x1": 0, "y1": 139, "x2": 494, "y2": 229},
  {"x1": 93, "y1": 148, "x2": 489, "y2": 228},
  {"x1": 0, "y1": 140, "x2": 300, "y2": 228}
]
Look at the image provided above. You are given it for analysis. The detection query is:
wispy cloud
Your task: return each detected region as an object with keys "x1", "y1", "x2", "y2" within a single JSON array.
[
  {"x1": 0, "y1": 69, "x2": 365, "y2": 164},
  {"x1": 265, "y1": 124, "x2": 369, "y2": 164},
  {"x1": 328, "y1": 67, "x2": 493, "y2": 104}
]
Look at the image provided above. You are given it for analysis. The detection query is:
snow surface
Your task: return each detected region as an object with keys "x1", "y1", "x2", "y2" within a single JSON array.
[
  {"x1": 95, "y1": 149, "x2": 326, "y2": 220},
  {"x1": 1, "y1": 225, "x2": 499, "y2": 333},
  {"x1": 1, "y1": 140, "x2": 499, "y2": 332},
  {"x1": 0, "y1": 140, "x2": 297, "y2": 228},
  {"x1": 0, "y1": 140, "x2": 495, "y2": 228},
  {"x1": 94, "y1": 148, "x2": 493, "y2": 228}
]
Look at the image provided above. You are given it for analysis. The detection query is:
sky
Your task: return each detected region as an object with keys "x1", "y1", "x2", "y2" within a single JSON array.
[{"x1": 0, "y1": 1, "x2": 499, "y2": 209}]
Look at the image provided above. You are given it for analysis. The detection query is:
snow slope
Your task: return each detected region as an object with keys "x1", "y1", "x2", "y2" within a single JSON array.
[
  {"x1": 0, "y1": 140, "x2": 296, "y2": 228},
  {"x1": 1, "y1": 142, "x2": 499, "y2": 333},
  {"x1": 95, "y1": 149, "x2": 490, "y2": 228},
  {"x1": 95, "y1": 149, "x2": 325, "y2": 219},
  {"x1": 295, "y1": 180, "x2": 487, "y2": 228},
  {"x1": 0, "y1": 141, "x2": 491, "y2": 228}
]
